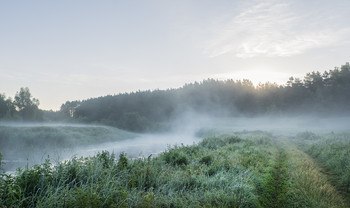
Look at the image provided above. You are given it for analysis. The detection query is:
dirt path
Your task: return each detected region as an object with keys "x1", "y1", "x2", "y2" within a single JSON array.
[
  {"x1": 268, "y1": 148, "x2": 288, "y2": 208},
  {"x1": 279, "y1": 137, "x2": 349, "y2": 208},
  {"x1": 292, "y1": 141, "x2": 350, "y2": 207}
]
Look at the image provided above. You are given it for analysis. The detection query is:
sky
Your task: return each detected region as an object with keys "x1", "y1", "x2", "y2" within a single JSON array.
[{"x1": 1, "y1": 0, "x2": 350, "y2": 110}]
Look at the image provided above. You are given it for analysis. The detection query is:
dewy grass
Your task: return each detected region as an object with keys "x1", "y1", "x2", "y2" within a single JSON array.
[
  {"x1": 281, "y1": 138, "x2": 347, "y2": 208},
  {"x1": 1, "y1": 132, "x2": 349, "y2": 207},
  {"x1": 295, "y1": 132, "x2": 350, "y2": 193},
  {"x1": 259, "y1": 147, "x2": 290, "y2": 208},
  {"x1": 0, "y1": 134, "x2": 275, "y2": 207}
]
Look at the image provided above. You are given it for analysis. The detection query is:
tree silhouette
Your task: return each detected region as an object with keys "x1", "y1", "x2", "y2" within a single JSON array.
[{"x1": 13, "y1": 87, "x2": 42, "y2": 121}]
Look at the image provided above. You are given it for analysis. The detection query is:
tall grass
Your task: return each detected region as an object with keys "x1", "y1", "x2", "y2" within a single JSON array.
[
  {"x1": 0, "y1": 134, "x2": 281, "y2": 207},
  {"x1": 294, "y1": 132, "x2": 350, "y2": 193},
  {"x1": 1, "y1": 132, "x2": 348, "y2": 207},
  {"x1": 280, "y1": 139, "x2": 346, "y2": 207}
]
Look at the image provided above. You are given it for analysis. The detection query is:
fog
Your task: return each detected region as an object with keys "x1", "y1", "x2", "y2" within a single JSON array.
[
  {"x1": 71, "y1": 133, "x2": 201, "y2": 159},
  {"x1": 1, "y1": 114, "x2": 350, "y2": 173},
  {"x1": 0, "y1": 122, "x2": 201, "y2": 173},
  {"x1": 203, "y1": 116, "x2": 350, "y2": 134},
  {"x1": 0, "y1": 122, "x2": 108, "y2": 128},
  {"x1": 171, "y1": 111, "x2": 350, "y2": 135}
]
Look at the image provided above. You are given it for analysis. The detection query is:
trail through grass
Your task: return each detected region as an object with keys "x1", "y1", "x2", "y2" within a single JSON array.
[
  {"x1": 281, "y1": 137, "x2": 348, "y2": 208},
  {"x1": 291, "y1": 132, "x2": 350, "y2": 207},
  {"x1": 293, "y1": 132, "x2": 350, "y2": 193},
  {"x1": 1, "y1": 132, "x2": 349, "y2": 207},
  {"x1": 267, "y1": 148, "x2": 289, "y2": 208}
]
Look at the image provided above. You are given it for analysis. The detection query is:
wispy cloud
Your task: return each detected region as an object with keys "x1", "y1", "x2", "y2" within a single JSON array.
[{"x1": 206, "y1": 0, "x2": 350, "y2": 58}]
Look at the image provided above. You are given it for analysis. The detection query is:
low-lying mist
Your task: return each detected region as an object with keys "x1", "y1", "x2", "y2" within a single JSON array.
[
  {"x1": 72, "y1": 133, "x2": 202, "y2": 159},
  {"x1": 0, "y1": 122, "x2": 202, "y2": 173},
  {"x1": 171, "y1": 111, "x2": 350, "y2": 135},
  {"x1": 1, "y1": 114, "x2": 349, "y2": 173}
]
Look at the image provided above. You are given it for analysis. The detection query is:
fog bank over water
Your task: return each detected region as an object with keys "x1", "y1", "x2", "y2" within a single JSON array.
[
  {"x1": 0, "y1": 122, "x2": 108, "y2": 128},
  {"x1": 72, "y1": 133, "x2": 202, "y2": 159},
  {"x1": 0, "y1": 122, "x2": 201, "y2": 172},
  {"x1": 1, "y1": 115, "x2": 350, "y2": 173}
]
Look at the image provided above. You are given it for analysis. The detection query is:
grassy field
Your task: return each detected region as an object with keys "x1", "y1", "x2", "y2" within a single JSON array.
[
  {"x1": 1, "y1": 131, "x2": 349, "y2": 207},
  {"x1": 293, "y1": 132, "x2": 350, "y2": 194}
]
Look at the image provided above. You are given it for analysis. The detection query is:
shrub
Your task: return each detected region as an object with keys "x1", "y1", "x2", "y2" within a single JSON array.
[
  {"x1": 224, "y1": 136, "x2": 242, "y2": 144},
  {"x1": 200, "y1": 155, "x2": 213, "y2": 166},
  {"x1": 117, "y1": 152, "x2": 128, "y2": 170},
  {"x1": 200, "y1": 137, "x2": 226, "y2": 149},
  {"x1": 163, "y1": 150, "x2": 189, "y2": 166},
  {"x1": 97, "y1": 151, "x2": 115, "y2": 169}
]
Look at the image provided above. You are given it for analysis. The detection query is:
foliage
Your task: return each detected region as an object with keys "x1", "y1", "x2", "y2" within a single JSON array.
[
  {"x1": 0, "y1": 87, "x2": 42, "y2": 121},
  {"x1": 0, "y1": 94, "x2": 16, "y2": 119},
  {"x1": 283, "y1": 139, "x2": 346, "y2": 208},
  {"x1": 14, "y1": 87, "x2": 42, "y2": 121},
  {"x1": 0, "y1": 125, "x2": 137, "y2": 172},
  {"x1": 1, "y1": 133, "x2": 348, "y2": 207},
  {"x1": 294, "y1": 132, "x2": 350, "y2": 193},
  {"x1": 2, "y1": 62, "x2": 350, "y2": 131},
  {"x1": 61, "y1": 62, "x2": 350, "y2": 132},
  {"x1": 0, "y1": 134, "x2": 267, "y2": 207},
  {"x1": 163, "y1": 149, "x2": 189, "y2": 166},
  {"x1": 117, "y1": 152, "x2": 128, "y2": 170}
]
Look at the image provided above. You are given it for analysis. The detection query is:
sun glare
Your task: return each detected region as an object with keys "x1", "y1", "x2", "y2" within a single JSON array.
[{"x1": 213, "y1": 67, "x2": 292, "y2": 86}]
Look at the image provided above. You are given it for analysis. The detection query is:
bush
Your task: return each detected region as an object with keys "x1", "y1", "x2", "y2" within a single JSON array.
[
  {"x1": 117, "y1": 152, "x2": 128, "y2": 170},
  {"x1": 97, "y1": 151, "x2": 115, "y2": 169},
  {"x1": 200, "y1": 137, "x2": 226, "y2": 149},
  {"x1": 200, "y1": 155, "x2": 213, "y2": 165},
  {"x1": 224, "y1": 136, "x2": 242, "y2": 144},
  {"x1": 163, "y1": 150, "x2": 189, "y2": 166}
]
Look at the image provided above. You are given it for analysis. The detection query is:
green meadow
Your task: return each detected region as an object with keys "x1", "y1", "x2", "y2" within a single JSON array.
[{"x1": 1, "y1": 131, "x2": 349, "y2": 207}]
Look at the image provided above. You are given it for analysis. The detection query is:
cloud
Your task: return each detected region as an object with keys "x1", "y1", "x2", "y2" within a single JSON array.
[{"x1": 206, "y1": 0, "x2": 350, "y2": 58}]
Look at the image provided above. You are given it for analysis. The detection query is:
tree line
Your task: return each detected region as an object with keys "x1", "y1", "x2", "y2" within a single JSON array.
[
  {"x1": 1, "y1": 62, "x2": 350, "y2": 131},
  {"x1": 60, "y1": 62, "x2": 350, "y2": 131},
  {"x1": 0, "y1": 87, "x2": 42, "y2": 121}
]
